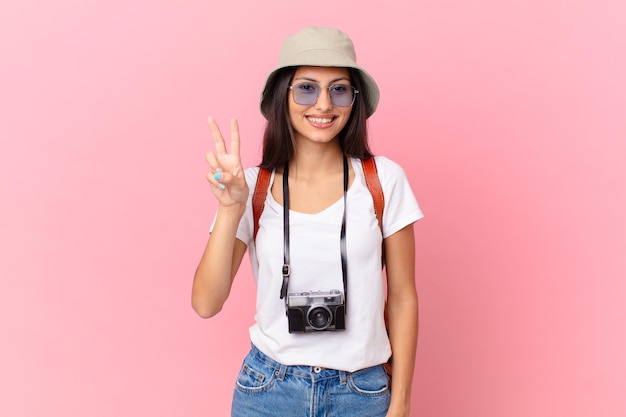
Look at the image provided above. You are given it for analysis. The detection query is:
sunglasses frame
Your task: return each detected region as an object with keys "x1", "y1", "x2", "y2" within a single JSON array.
[{"x1": 288, "y1": 82, "x2": 359, "y2": 107}]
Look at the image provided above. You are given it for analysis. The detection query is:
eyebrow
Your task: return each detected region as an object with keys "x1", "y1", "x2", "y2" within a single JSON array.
[{"x1": 293, "y1": 76, "x2": 351, "y2": 84}]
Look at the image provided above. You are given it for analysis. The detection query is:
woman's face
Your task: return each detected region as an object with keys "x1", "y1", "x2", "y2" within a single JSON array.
[{"x1": 288, "y1": 66, "x2": 354, "y2": 146}]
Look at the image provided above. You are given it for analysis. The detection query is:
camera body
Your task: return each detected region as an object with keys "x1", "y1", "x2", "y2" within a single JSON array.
[{"x1": 286, "y1": 290, "x2": 346, "y2": 333}]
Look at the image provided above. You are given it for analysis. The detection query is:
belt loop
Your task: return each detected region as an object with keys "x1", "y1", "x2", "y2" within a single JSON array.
[
  {"x1": 276, "y1": 364, "x2": 287, "y2": 381},
  {"x1": 339, "y1": 370, "x2": 348, "y2": 385}
]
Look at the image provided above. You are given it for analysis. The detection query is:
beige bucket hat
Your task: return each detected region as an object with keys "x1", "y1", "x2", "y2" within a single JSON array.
[{"x1": 260, "y1": 27, "x2": 380, "y2": 119}]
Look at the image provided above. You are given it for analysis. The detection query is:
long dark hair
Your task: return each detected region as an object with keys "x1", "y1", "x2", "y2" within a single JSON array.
[{"x1": 259, "y1": 67, "x2": 373, "y2": 170}]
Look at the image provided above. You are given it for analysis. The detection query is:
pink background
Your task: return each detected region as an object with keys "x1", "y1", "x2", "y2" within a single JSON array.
[{"x1": 1, "y1": 1, "x2": 625, "y2": 416}]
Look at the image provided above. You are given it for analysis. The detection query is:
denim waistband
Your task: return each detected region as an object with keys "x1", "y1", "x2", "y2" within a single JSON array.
[{"x1": 249, "y1": 344, "x2": 349, "y2": 383}]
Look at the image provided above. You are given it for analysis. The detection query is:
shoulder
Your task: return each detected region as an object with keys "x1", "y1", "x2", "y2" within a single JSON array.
[
  {"x1": 368, "y1": 156, "x2": 423, "y2": 235},
  {"x1": 370, "y1": 156, "x2": 410, "y2": 182},
  {"x1": 371, "y1": 155, "x2": 404, "y2": 171}
]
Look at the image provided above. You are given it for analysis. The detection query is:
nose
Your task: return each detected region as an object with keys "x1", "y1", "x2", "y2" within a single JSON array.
[{"x1": 315, "y1": 87, "x2": 333, "y2": 111}]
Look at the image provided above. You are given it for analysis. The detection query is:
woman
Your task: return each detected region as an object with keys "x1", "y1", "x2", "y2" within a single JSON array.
[{"x1": 192, "y1": 27, "x2": 423, "y2": 417}]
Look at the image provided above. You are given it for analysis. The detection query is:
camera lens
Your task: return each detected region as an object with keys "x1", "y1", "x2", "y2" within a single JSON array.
[{"x1": 307, "y1": 305, "x2": 333, "y2": 330}]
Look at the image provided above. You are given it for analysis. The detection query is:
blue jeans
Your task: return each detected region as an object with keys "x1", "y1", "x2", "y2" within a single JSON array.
[{"x1": 231, "y1": 344, "x2": 391, "y2": 417}]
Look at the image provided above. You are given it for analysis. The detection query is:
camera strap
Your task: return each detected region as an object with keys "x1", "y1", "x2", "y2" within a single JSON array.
[{"x1": 280, "y1": 156, "x2": 349, "y2": 311}]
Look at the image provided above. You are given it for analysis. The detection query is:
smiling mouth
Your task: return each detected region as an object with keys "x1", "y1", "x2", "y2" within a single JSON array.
[{"x1": 307, "y1": 116, "x2": 336, "y2": 124}]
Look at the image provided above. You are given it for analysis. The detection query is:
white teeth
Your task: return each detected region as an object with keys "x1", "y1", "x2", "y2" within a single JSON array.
[{"x1": 307, "y1": 117, "x2": 333, "y2": 124}]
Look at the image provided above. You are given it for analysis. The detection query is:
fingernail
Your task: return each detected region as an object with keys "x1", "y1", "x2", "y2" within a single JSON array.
[
  {"x1": 218, "y1": 184, "x2": 226, "y2": 190},
  {"x1": 214, "y1": 171, "x2": 222, "y2": 181}
]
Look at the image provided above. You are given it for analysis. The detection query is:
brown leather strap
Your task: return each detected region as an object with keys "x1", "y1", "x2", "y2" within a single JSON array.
[
  {"x1": 361, "y1": 157, "x2": 384, "y2": 234},
  {"x1": 252, "y1": 168, "x2": 271, "y2": 240},
  {"x1": 362, "y1": 157, "x2": 391, "y2": 377}
]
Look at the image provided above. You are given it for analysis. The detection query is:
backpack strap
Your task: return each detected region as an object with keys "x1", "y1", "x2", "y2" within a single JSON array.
[
  {"x1": 361, "y1": 157, "x2": 384, "y2": 235},
  {"x1": 252, "y1": 167, "x2": 271, "y2": 241},
  {"x1": 362, "y1": 157, "x2": 391, "y2": 377}
]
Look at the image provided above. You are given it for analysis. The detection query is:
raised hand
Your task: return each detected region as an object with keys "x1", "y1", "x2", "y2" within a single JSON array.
[{"x1": 205, "y1": 117, "x2": 249, "y2": 207}]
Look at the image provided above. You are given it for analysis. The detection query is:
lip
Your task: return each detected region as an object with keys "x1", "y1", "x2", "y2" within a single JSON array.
[{"x1": 306, "y1": 115, "x2": 337, "y2": 128}]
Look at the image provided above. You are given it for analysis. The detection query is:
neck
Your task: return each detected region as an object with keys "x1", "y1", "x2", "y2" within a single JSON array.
[{"x1": 289, "y1": 139, "x2": 344, "y2": 178}]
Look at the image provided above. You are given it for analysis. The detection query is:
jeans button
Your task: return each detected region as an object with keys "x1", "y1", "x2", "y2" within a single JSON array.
[{"x1": 313, "y1": 366, "x2": 322, "y2": 373}]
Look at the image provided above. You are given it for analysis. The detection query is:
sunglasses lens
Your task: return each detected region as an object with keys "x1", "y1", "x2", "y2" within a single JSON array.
[
  {"x1": 329, "y1": 85, "x2": 355, "y2": 107},
  {"x1": 292, "y1": 83, "x2": 319, "y2": 105}
]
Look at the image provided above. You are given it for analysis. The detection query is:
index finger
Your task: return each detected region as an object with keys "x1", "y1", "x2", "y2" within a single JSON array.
[{"x1": 207, "y1": 116, "x2": 227, "y2": 155}]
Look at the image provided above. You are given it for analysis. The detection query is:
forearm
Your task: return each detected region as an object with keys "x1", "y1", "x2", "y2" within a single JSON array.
[
  {"x1": 386, "y1": 296, "x2": 419, "y2": 416},
  {"x1": 192, "y1": 204, "x2": 246, "y2": 318},
  {"x1": 382, "y1": 224, "x2": 418, "y2": 417}
]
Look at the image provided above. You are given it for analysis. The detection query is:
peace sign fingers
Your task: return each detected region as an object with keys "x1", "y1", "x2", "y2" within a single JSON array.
[{"x1": 205, "y1": 116, "x2": 248, "y2": 206}]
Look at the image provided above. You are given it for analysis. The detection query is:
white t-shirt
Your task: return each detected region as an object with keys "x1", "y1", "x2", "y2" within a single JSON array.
[{"x1": 234, "y1": 156, "x2": 423, "y2": 372}]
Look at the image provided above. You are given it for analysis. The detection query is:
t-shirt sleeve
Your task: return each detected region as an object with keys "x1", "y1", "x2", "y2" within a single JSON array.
[{"x1": 375, "y1": 156, "x2": 424, "y2": 238}]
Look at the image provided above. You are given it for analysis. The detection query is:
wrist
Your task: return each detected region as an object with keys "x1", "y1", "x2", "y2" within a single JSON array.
[
  {"x1": 216, "y1": 202, "x2": 246, "y2": 220},
  {"x1": 388, "y1": 386, "x2": 411, "y2": 416},
  {"x1": 387, "y1": 401, "x2": 411, "y2": 417}
]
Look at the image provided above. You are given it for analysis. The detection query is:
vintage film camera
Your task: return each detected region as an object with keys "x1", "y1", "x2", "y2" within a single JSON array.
[{"x1": 286, "y1": 290, "x2": 346, "y2": 333}]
